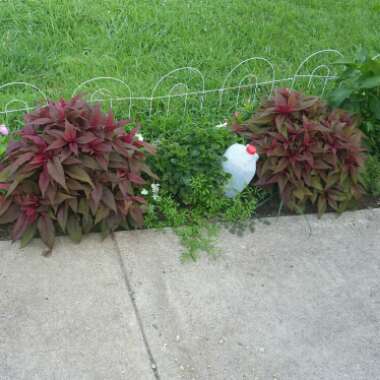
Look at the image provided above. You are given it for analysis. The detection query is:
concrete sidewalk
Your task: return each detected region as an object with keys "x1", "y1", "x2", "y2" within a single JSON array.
[{"x1": 1, "y1": 209, "x2": 379, "y2": 380}]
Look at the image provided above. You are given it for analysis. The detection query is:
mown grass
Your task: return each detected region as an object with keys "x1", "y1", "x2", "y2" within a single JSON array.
[{"x1": 1, "y1": 0, "x2": 379, "y2": 123}]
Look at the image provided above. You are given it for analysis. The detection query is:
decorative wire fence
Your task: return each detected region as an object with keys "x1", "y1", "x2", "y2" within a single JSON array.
[{"x1": 2, "y1": 49, "x2": 373, "y2": 125}]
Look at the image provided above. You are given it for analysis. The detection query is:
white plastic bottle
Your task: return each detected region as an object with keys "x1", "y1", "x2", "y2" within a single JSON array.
[{"x1": 222, "y1": 143, "x2": 259, "y2": 198}]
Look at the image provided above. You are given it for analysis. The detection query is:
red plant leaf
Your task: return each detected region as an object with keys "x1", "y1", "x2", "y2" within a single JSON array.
[
  {"x1": 102, "y1": 186, "x2": 117, "y2": 212},
  {"x1": 38, "y1": 166, "x2": 50, "y2": 196},
  {"x1": 69, "y1": 142, "x2": 79, "y2": 156},
  {"x1": 105, "y1": 109, "x2": 116, "y2": 132},
  {"x1": 129, "y1": 205, "x2": 144, "y2": 227},
  {"x1": 37, "y1": 214, "x2": 55, "y2": 249},
  {"x1": 117, "y1": 119, "x2": 129, "y2": 128},
  {"x1": 46, "y1": 184, "x2": 58, "y2": 205},
  {"x1": 68, "y1": 198, "x2": 78, "y2": 213},
  {"x1": 96, "y1": 154, "x2": 109, "y2": 171},
  {"x1": 89, "y1": 104, "x2": 102, "y2": 128},
  {"x1": 67, "y1": 214, "x2": 82, "y2": 243},
  {"x1": 30, "y1": 117, "x2": 52, "y2": 126},
  {"x1": 78, "y1": 198, "x2": 90, "y2": 216},
  {"x1": 23, "y1": 134, "x2": 47, "y2": 147},
  {"x1": 77, "y1": 134, "x2": 97, "y2": 144},
  {"x1": 82, "y1": 213, "x2": 94, "y2": 234},
  {"x1": 6, "y1": 171, "x2": 35, "y2": 197},
  {"x1": 54, "y1": 192, "x2": 74, "y2": 205},
  {"x1": 11, "y1": 214, "x2": 30, "y2": 241},
  {"x1": 273, "y1": 158, "x2": 288, "y2": 174},
  {"x1": 63, "y1": 121, "x2": 77, "y2": 142},
  {"x1": 91, "y1": 183, "x2": 103, "y2": 210},
  {"x1": 0, "y1": 197, "x2": 12, "y2": 216},
  {"x1": 141, "y1": 141, "x2": 156, "y2": 155},
  {"x1": 47, "y1": 157, "x2": 67, "y2": 190},
  {"x1": 119, "y1": 180, "x2": 132, "y2": 197},
  {"x1": 317, "y1": 195, "x2": 327, "y2": 216},
  {"x1": 95, "y1": 204, "x2": 110, "y2": 224},
  {"x1": 46, "y1": 138, "x2": 67, "y2": 151},
  {"x1": 20, "y1": 224, "x2": 37, "y2": 248},
  {"x1": 81, "y1": 155, "x2": 101, "y2": 170},
  {"x1": 129, "y1": 172, "x2": 145, "y2": 185},
  {"x1": 57, "y1": 204, "x2": 68, "y2": 231},
  {"x1": 62, "y1": 156, "x2": 81, "y2": 165},
  {"x1": 66, "y1": 166, "x2": 94, "y2": 188},
  {"x1": 7, "y1": 152, "x2": 35, "y2": 175},
  {"x1": 132, "y1": 195, "x2": 147, "y2": 204},
  {"x1": 0, "y1": 204, "x2": 19, "y2": 224}
]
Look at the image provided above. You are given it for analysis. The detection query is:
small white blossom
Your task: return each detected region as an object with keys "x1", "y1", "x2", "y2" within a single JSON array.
[
  {"x1": 140, "y1": 188, "x2": 149, "y2": 196},
  {"x1": 215, "y1": 122, "x2": 227, "y2": 129},
  {"x1": 151, "y1": 183, "x2": 160, "y2": 194},
  {"x1": 136, "y1": 133, "x2": 144, "y2": 141},
  {"x1": 0, "y1": 124, "x2": 9, "y2": 136},
  {"x1": 151, "y1": 183, "x2": 160, "y2": 201}
]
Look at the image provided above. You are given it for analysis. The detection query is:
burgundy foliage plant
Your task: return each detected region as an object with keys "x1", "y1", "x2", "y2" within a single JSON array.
[
  {"x1": 232, "y1": 88, "x2": 365, "y2": 215},
  {"x1": 0, "y1": 97, "x2": 156, "y2": 251}
]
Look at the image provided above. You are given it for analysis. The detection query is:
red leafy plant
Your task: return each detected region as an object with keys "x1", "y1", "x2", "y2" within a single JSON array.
[
  {"x1": 232, "y1": 88, "x2": 365, "y2": 215},
  {"x1": 0, "y1": 97, "x2": 157, "y2": 251}
]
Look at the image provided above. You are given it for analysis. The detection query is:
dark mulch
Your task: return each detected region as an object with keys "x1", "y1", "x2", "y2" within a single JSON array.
[
  {"x1": 255, "y1": 194, "x2": 380, "y2": 219},
  {"x1": 0, "y1": 225, "x2": 10, "y2": 241}
]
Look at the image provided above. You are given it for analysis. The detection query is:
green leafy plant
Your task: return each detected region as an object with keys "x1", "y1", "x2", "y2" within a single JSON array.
[
  {"x1": 150, "y1": 121, "x2": 237, "y2": 208},
  {"x1": 361, "y1": 155, "x2": 380, "y2": 196},
  {"x1": 140, "y1": 115, "x2": 272, "y2": 260},
  {"x1": 329, "y1": 49, "x2": 380, "y2": 156},
  {"x1": 144, "y1": 187, "x2": 262, "y2": 261},
  {"x1": 232, "y1": 88, "x2": 365, "y2": 215},
  {"x1": 0, "y1": 97, "x2": 156, "y2": 251}
]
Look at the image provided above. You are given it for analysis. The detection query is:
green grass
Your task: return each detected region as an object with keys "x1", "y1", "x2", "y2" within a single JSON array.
[{"x1": 1, "y1": 0, "x2": 379, "y2": 123}]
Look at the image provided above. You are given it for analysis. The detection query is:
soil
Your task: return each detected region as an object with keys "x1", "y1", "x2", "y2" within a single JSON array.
[{"x1": 254, "y1": 194, "x2": 380, "y2": 218}]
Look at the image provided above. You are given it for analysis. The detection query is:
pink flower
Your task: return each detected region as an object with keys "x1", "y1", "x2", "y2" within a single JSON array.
[{"x1": 0, "y1": 124, "x2": 9, "y2": 136}]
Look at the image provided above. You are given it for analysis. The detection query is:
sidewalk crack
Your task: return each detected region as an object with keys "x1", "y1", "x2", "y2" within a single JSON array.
[{"x1": 112, "y1": 235, "x2": 161, "y2": 380}]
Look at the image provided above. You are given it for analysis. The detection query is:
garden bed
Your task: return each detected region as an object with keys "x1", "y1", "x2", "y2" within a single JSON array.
[
  {"x1": 1, "y1": 51, "x2": 380, "y2": 259},
  {"x1": 1, "y1": 195, "x2": 379, "y2": 243}
]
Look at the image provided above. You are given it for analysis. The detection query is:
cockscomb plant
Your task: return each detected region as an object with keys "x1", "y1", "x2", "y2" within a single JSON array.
[
  {"x1": 0, "y1": 97, "x2": 157, "y2": 252},
  {"x1": 232, "y1": 88, "x2": 365, "y2": 215}
]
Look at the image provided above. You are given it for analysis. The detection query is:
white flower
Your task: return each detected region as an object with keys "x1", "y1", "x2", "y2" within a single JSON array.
[
  {"x1": 140, "y1": 188, "x2": 149, "y2": 196},
  {"x1": 136, "y1": 133, "x2": 144, "y2": 141},
  {"x1": 215, "y1": 122, "x2": 227, "y2": 129},
  {"x1": 151, "y1": 183, "x2": 160, "y2": 194},
  {"x1": 0, "y1": 124, "x2": 9, "y2": 136},
  {"x1": 151, "y1": 183, "x2": 160, "y2": 201}
]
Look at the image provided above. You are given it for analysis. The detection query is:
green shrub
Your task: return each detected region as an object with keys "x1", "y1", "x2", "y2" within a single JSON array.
[
  {"x1": 329, "y1": 49, "x2": 380, "y2": 156},
  {"x1": 361, "y1": 155, "x2": 380, "y2": 196},
  {"x1": 232, "y1": 88, "x2": 366, "y2": 215},
  {"x1": 140, "y1": 115, "x2": 267, "y2": 260},
  {"x1": 149, "y1": 118, "x2": 237, "y2": 210},
  {"x1": 144, "y1": 186, "x2": 262, "y2": 261}
]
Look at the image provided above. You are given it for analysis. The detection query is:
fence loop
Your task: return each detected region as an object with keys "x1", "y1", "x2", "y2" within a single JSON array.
[
  {"x1": 72, "y1": 76, "x2": 132, "y2": 117},
  {"x1": 0, "y1": 82, "x2": 48, "y2": 115},
  {"x1": 149, "y1": 67, "x2": 205, "y2": 116},
  {"x1": 219, "y1": 57, "x2": 275, "y2": 107},
  {"x1": 290, "y1": 49, "x2": 343, "y2": 90}
]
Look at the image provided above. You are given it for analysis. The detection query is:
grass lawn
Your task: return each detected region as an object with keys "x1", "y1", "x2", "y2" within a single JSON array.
[{"x1": 1, "y1": 0, "x2": 379, "y2": 122}]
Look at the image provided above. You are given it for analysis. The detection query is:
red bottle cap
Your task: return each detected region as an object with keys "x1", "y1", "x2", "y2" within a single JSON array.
[{"x1": 246, "y1": 144, "x2": 256, "y2": 155}]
